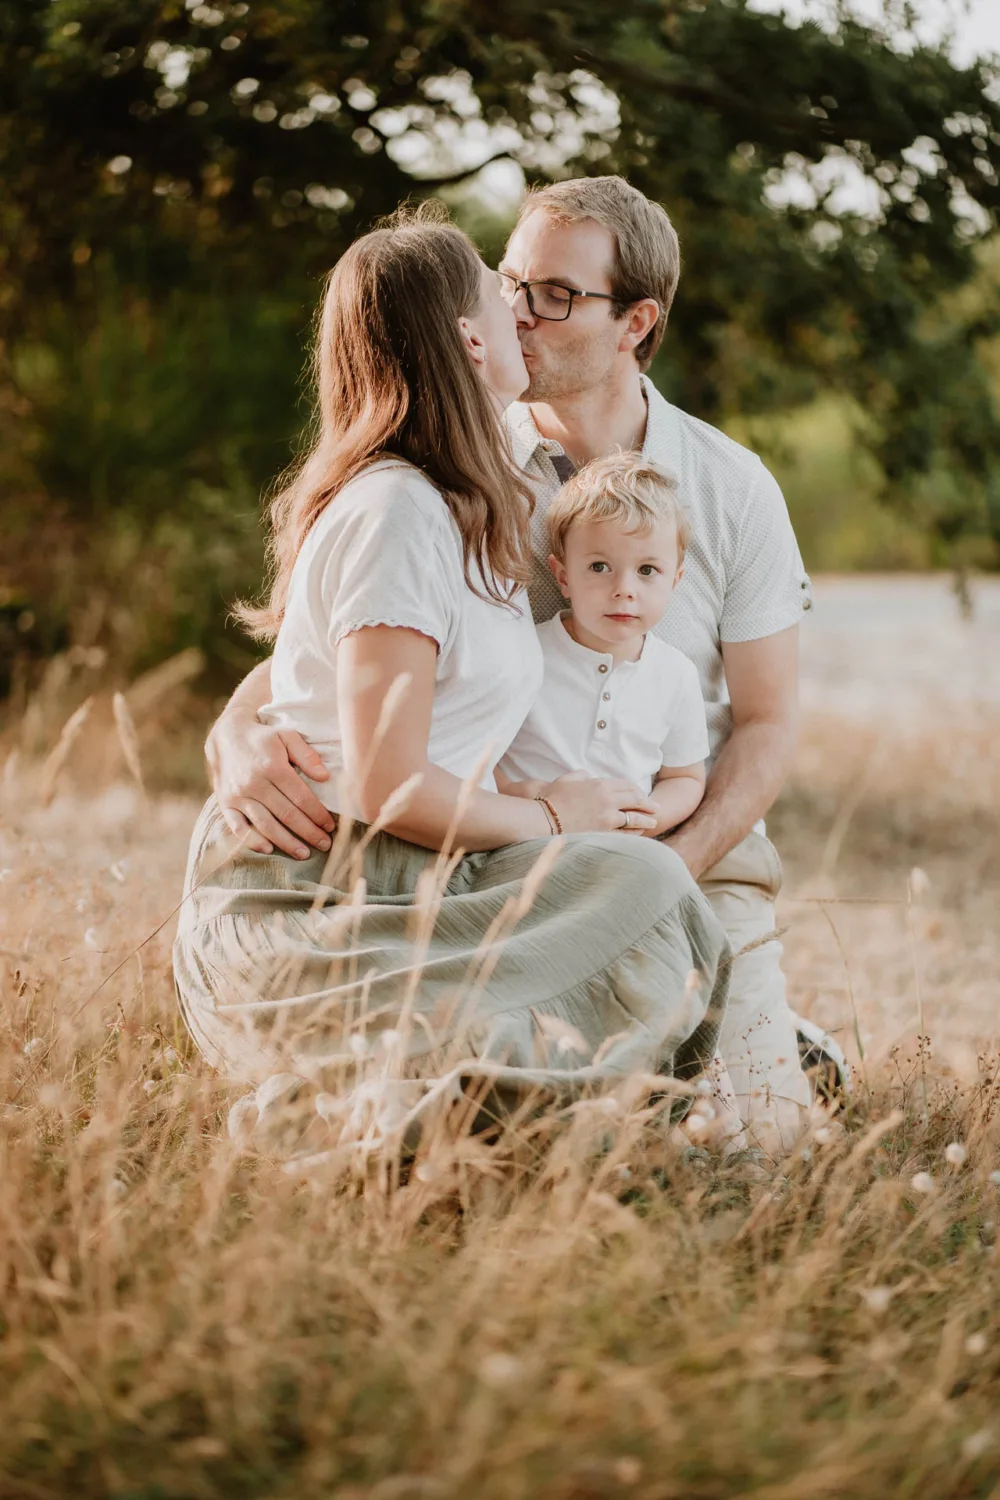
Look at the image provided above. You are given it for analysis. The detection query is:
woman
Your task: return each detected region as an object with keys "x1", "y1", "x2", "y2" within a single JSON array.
[{"x1": 174, "y1": 209, "x2": 730, "y2": 1155}]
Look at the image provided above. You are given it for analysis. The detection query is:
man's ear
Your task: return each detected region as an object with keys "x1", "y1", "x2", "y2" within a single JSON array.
[
  {"x1": 548, "y1": 553, "x2": 572, "y2": 600},
  {"x1": 458, "y1": 316, "x2": 487, "y2": 371},
  {"x1": 618, "y1": 298, "x2": 660, "y2": 356}
]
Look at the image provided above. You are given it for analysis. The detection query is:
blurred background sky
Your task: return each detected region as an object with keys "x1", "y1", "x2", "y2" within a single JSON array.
[{"x1": 752, "y1": 0, "x2": 1000, "y2": 64}]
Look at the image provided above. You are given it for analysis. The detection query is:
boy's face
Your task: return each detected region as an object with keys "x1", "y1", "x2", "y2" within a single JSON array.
[{"x1": 549, "y1": 515, "x2": 684, "y2": 645}]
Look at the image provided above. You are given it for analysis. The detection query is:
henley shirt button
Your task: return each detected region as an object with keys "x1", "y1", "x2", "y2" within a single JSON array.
[
  {"x1": 598, "y1": 663, "x2": 609, "y2": 673},
  {"x1": 597, "y1": 719, "x2": 607, "y2": 730},
  {"x1": 802, "y1": 598, "x2": 813, "y2": 611},
  {"x1": 602, "y1": 691, "x2": 611, "y2": 701}
]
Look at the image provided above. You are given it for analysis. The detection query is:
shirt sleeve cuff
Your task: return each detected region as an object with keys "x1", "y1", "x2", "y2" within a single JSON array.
[
  {"x1": 719, "y1": 598, "x2": 812, "y2": 644},
  {"x1": 660, "y1": 734, "x2": 710, "y2": 768},
  {"x1": 331, "y1": 615, "x2": 446, "y2": 650}
]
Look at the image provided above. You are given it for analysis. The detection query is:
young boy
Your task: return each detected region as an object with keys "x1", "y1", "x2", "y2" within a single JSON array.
[
  {"x1": 497, "y1": 452, "x2": 741, "y2": 1140},
  {"x1": 497, "y1": 450, "x2": 708, "y2": 836}
]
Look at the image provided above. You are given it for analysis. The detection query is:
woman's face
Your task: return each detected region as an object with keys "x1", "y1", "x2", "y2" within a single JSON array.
[{"x1": 460, "y1": 261, "x2": 530, "y2": 409}]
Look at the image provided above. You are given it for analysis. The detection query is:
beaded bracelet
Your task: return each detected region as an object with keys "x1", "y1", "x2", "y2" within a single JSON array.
[{"x1": 534, "y1": 795, "x2": 563, "y2": 836}]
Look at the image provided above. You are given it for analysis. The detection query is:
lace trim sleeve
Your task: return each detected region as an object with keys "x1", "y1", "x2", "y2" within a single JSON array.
[{"x1": 331, "y1": 616, "x2": 445, "y2": 651}]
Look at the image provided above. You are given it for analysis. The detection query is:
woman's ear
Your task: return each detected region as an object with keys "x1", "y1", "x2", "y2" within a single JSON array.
[
  {"x1": 548, "y1": 553, "x2": 571, "y2": 600},
  {"x1": 458, "y1": 316, "x2": 488, "y2": 371}
]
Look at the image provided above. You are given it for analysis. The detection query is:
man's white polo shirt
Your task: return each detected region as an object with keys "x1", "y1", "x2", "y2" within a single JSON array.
[
  {"x1": 498, "y1": 614, "x2": 710, "y2": 792},
  {"x1": 503, "y1": 376, "x2": 812, "y2": 767}
]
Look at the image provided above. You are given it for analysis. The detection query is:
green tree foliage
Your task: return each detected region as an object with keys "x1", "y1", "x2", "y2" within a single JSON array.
[{"x1": 2, "y1": 0, "x2": 1000, "y2": 676}]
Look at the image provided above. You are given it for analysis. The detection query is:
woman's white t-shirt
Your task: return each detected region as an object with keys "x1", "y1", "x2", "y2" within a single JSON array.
[{"x1": 260, "y1": 460, "x2": 543, "y2": 815}]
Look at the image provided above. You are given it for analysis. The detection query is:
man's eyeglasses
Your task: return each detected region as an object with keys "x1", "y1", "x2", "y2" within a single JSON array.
[{"x1": 498, "y1": 271, "x2": 620, "y2": 322}]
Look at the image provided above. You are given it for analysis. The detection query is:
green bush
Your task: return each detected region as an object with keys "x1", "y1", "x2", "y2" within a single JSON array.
[{"x1": 2, "y1": 264, "x2": 314, "y2": 686}]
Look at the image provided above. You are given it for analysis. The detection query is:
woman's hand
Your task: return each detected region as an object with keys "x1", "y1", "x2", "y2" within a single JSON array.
[{"x1": 543, "y1": 772, "x2": 658, "y2": 835}]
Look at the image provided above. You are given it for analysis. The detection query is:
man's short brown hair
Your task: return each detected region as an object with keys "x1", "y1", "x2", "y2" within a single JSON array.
[{"x1": 515, "y1": 176, "x2": 680, "y2": 370}]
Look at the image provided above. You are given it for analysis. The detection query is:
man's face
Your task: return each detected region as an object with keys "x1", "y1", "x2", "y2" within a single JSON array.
[{"x1": 500, "y1": 212, "x2": 627, "y2": 401}]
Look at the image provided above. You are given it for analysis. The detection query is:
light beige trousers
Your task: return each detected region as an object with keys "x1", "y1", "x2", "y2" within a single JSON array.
[{"x1": 699, "y1": 832, "x2": 811, "y2": 1148}]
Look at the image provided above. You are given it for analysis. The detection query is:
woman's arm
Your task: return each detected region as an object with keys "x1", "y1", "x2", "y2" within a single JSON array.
[
  {"x1": 646, "y1": 762, "x2": 707, "y2": 839},
  {"x1": 339, "y1": 626, "x2": 658, "y2": 851}
]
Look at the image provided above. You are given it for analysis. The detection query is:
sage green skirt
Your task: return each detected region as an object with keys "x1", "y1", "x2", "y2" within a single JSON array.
[{"x1": 173, "y1": 798, "x2": 731, "y2": 1153}]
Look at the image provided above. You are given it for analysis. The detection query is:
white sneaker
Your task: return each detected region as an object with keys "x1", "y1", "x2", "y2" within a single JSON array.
[{"x1": 794, "y1": 1016, "x2": 852, "y2": 1100}]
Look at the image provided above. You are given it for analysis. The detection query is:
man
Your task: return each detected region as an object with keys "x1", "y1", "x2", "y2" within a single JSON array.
[{"x1": 206, "y1": 175, "x2": 842, "y2": 1147}]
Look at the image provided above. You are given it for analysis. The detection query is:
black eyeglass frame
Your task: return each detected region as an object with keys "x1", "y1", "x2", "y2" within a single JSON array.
[{"x1": 498, "y1": 272, "x2": 622, "y2": 322}]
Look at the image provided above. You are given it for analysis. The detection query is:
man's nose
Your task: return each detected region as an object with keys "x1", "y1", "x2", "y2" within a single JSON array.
[{"x1": 511, "y1": 286, "x2": 536, "y2": 327}]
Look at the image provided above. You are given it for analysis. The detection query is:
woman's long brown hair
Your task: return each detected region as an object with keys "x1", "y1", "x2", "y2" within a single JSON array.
[{"x1": 236, "y1": 206, "x2": 534, "y2": 641}]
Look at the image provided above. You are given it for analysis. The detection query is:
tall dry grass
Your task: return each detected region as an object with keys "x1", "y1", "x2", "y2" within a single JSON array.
[{"x1": 2, "y1": 651, "x2": 1000, "y2": 1497}]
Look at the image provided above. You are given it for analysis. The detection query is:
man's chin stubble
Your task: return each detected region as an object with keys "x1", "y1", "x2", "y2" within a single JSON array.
[
  {"x1": 524, "y1": 368, "x2": 584, "y2": 402},
  {"x1": 522, "y1": 348, "x2": 615, "y2": 404}
]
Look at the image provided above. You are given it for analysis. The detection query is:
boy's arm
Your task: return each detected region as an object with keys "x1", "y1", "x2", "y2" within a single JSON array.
[
  {"x1": 646, "y1": 761, "x2": 706, "y2": 838},
  {"x1": 494, "y1": 768, "x2": 549, "y2": 800},
  {"x1": 647, "y1": 657, "x2": 710, "y2": 838}
]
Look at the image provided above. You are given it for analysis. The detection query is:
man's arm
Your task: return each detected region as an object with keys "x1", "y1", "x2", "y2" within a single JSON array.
[
  {"x1": 205, "y1": 658, "x2": 337, "y2": 858},
  {"x1": 662, "y1": 625, "x2": 799, "y2": 881}
]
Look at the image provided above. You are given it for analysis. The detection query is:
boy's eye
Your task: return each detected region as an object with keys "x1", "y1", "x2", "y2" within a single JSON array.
[
  {"x1": 638, "y1": 564, "x2": 660, "y2": 576},
  {"x1": 588, "y1": 561, "x2": 610, "y2": 573}
]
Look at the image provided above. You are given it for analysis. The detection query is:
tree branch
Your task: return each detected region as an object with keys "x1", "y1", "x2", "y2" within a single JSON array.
[{"x1": 404, "y1": 150, "x2": 519, "y2": 191}]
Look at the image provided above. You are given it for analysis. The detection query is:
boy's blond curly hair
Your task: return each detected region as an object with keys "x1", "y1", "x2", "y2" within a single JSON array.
[{"x1": 547, "y1": 451, "x2": 690, "y2": 560}]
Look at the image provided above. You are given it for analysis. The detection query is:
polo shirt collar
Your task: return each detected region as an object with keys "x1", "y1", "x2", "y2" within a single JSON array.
[
  {"x1": 639, "y1": 374, "x2": 683, "y2": 466},
  {"x1": 505, "y1": 400, "x2": 551, "y2": 471},
  {"x1": 550, "y1": 611, "x2": 648, "y2": 670},
  {"x1": 507, "y1": 376, "x2": 682, "y2": 474}
]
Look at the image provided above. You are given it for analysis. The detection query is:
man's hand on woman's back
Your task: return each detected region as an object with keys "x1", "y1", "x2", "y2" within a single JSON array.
[{"x1": 206, "y1": 705, "x2": 335, "y2": 860}]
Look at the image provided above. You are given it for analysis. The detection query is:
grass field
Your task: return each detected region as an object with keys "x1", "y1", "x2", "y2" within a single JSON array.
[{"x1": 2, "y1": 578, "x2": 999, "y2": 1498}]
